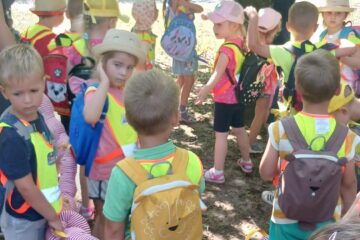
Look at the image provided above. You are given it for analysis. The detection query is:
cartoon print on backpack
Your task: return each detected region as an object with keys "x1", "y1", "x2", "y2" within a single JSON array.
[{"x1": 47, "y1": 81, "x2": 67, "y2": 103}]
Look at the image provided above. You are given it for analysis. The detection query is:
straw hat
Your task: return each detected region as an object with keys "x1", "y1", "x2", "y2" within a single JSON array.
[
  {"x1": 92, "y1": 29, "x2": 146, "y2": 62},
  {"x1": 84, "y1": 0, "x2": 129, "y2": 23},
  {"x1": 30, "y1": 0, "x2": 66, "y2": 16},
  {"x1": 318, "y1": 0, "x2": 355, "y2": 12}
]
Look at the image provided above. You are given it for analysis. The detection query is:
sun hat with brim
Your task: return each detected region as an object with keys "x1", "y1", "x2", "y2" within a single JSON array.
[
  {"x1": 258, "y1": 8, "x2": 282, "y2": 33},
  {"x1": 328, "y1": 82, "x2": 355, "y2": 113},
  {"x1": 92, "y1": 29, "x2": 146, "y2": 62},
  {"x1": 30, "y1": 0, "x2": 66, "y2": 16},
  {"x1": 202, "y1": 0, "x2": 244, "y2": 24},
  {"x1": 84, "y1": 0, "x2": 129, "y2": 23},
  {"x1": 318, "y1": 0, "x2": 355, "y2": 12}
]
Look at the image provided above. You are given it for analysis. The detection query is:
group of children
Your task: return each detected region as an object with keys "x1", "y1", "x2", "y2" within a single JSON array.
[{"x1": 0, "y1": 0, "x2": 360, "y2": 239}]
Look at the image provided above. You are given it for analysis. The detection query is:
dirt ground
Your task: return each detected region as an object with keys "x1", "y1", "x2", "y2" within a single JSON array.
[{"x1": 8, "y1": 1, "x2": 360, "y2": 239}]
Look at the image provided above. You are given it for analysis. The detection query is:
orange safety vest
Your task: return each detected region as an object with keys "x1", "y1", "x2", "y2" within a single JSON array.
[{"x1": 21, "y1": 24, "x2": 56, "y2": 58}]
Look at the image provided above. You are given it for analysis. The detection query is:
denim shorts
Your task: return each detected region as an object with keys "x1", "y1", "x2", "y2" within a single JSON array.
[{"x1": 172, "y1": 56, "x2": 198, "y2": 76}]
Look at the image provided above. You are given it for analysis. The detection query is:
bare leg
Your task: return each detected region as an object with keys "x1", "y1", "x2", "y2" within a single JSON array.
[
  {"x1": 92, "y1": 200, "x2": 105, "y2": 239},
  {"x1": 213, "y1": 132, "x2": 229, "y2": 171},
  {"x1": 249, "y1": 97, "x2": 270, "y2": 144}
]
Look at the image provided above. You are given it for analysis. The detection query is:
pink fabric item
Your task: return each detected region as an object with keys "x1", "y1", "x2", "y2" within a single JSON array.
[
  {"x1": 213, "y1": 38, "x2": 244, "y2": 104},
  {"x1": 132, "y1": 0, "x2": 157, "y2": 31},
  {"x1": 85, "y1": 88, "x2": 126, "y2": 180},
  {"x1": 67, "y1": 38, "x2": 102, "y2": 67},
  {"x1": 258, "y1": 8, "x2": 282, "y2": 33},
  {"x1": 38, "y1": 95, "x2": 77, "y2": 208},
  {"x1": 260, "y1": 63, "x2": 278, "y2": 107},
  {"x1": 46, "y1": 210, "x2": 98, "y2": 240},
  {"x1": 202, "y1": 0, "x2": 244, "y2": 24},
  {"x1": 68, "y1": 76, "x2": 95, "y2": 95}
]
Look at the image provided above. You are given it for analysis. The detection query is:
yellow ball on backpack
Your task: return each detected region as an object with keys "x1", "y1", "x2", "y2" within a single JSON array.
[{"x1": 84, "y1": 0, "x2": 129, "y2": 23}]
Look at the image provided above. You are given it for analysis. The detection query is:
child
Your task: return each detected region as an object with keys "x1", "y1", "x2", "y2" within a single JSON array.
[
  {"x1": 259, "y1": 49, "x2": 359, "y2": 240},
  {"x1": 245, "y1": 2, "x2": 357, "y2": 114},
  {"x1": 131, "y1": 0, "x2": 158, "y2": 70},
  {"x1": 163, "y1": 0, "x2": 203, "y2": 123},
  {"x1": 0, "y1": 44, "x2": 63, "y2": 239},
  {"x1": 248, "y1": 7, "x2": 282, "y2": 153},
  {"x1": 328, "y1": 82, "x2": 360, "y2": 192},
  {"x1": 21, "y1": 0, "x2": 66, "y2": 58},
  {"x1": 82, "y1": 29, "x2": 145, "y2": 239},
  {"x1": 196, "y1": 0, "x2": 252, "y2": 183},
  {"x1": 318, "y1": 0, "x2": 360, "y2": 87},
  {"x1": 308, "y1": 218, "x2": 360, "y2": 240},
  {"x1": 103, "y1": 69, "x2": 205, "y2": 240}
]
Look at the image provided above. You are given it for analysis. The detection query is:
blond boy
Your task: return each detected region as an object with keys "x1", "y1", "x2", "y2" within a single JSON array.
[
  {"x1": 103, "y1": 70, "x2": 205, "y2": 239},
  {"x1": 260, "y1": 49, "x2": 358, "y2": 240},
  {"x1": 0, "y1": 44, "x2": 63, "y2": 239}
]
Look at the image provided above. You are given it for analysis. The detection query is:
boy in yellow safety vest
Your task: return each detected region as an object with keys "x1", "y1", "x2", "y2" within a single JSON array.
[
  {"x1": 0, "y1": 45, "x2": 64, "y2": 239},
  {"x1": 103, "y1": 69, "x2": 205, "y2": 239}
]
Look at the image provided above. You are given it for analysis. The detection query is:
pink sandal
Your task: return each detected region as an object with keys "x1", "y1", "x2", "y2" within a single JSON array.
[{"x1": 237, "y1": 159, "x2": 253, "y2": 173}]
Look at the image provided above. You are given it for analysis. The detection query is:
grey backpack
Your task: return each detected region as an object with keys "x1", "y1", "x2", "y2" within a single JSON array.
[{"x1": 279, "y1": 117, "x2": 348, "y2": 230}]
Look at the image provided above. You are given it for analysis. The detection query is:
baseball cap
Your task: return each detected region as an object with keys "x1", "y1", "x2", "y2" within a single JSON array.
[
  {"x1": 202, "y1": 0, "x2": 244, "y2": 24},
  {"x1": 328, "y1": 82, "x2": 355, "y2": 113},
  {"x1": 84, "y1": 0, "x2": 129, "y2": 23},
  {"x1": 258, "y1": 8, "x2": 282, "y2": 33}
]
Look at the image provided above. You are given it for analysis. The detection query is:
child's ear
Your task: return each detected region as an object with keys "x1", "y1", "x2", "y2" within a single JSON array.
[{"x1": 0, "y1": 86, "x2": 8, "y2": 100}]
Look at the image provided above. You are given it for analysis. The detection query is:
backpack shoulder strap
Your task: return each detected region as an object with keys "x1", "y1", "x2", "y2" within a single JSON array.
[
  {"x1": 319, "y1": 29, "x2": 328, "y2": 41},
  {"x1": 171, "y1": 147, "x2": 189, "y2": 175},
  {"x1": 339, "y1": 26, "x2": 354, "y2": 39},
  {"x1": 221, "y1": 42, "x2": 246, "y2": 85},
  {"x1": 324, "y1": 123, "x2": 348, "y2": 153},
  {"x1": 281, "y1": 116, "x2": 309, "y2": 150},
  {"x1": 117, "y1": 157, "x2": 149, "y2": 186}
]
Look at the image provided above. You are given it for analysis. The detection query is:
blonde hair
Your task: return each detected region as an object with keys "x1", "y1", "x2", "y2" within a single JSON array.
[
  {"x1": 124, "y1": 69, "x2": 179, "y2": 136},
  {"x1": 309, "y1": 218, "x2": 360, "y2": 240},
  {"x1": 0, "y1": 44, "x2": 44, "y2": 86},
  {"x1": 288, "y1": 1, "x2": 318, "y2": 34},
  {"x1": 295, "y1": 49, "x2": 340, "y2": 103}
]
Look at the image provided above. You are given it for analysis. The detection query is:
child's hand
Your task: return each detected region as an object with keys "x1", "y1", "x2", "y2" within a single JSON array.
[
  {"x1": 244, "y1": 6, "x2": 258, "y2": 19},
  {"x1": 48, "y1": 217, "x2": 64, "y2": 233},
  {"x1": 97, "y1": 58, "x2": 110, "y2": 86},
  {"x1": 196, "y1": 85, "x2": 211, "y2": 105}
]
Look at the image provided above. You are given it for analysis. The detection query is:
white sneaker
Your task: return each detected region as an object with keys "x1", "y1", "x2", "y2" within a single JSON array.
[{"x1": 261, "y1": 190, "x2": 274, "y2": 206}]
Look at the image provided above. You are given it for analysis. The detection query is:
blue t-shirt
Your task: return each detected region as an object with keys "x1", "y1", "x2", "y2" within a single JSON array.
[{"x1": 0, "y1": 116, "x2": 51, "y2": 221}]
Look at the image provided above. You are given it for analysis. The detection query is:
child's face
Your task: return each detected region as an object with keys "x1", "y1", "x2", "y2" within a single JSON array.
[
  {"x1": 52, "y1": 13, "x2": 65, "y2": 27},
  {"x1": 0, "y1": 73, "x2": 45, "y2": 121},
  {"x1": 213, "y1": 21, "x2": 234, "y2": 39},
  {"x1": 104, "y1": 52, "x2": 137, "y2": 88},
  {"x1": 322, "y1": 11, "x2": 347, "y2": 30}
]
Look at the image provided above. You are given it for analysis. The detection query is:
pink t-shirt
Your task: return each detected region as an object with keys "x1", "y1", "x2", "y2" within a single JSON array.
[
  {"x1": 213, "y1": 39, "x2": 244, "y2": 104},
  {"x1": 67, "y1": 38, "x2": 102, "y2": 67},
  {"x1": 85, "y1": 87, "x2": 125, "y2": 180}
]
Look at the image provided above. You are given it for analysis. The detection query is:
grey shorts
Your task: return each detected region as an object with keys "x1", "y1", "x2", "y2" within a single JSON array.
[
  {"x1": 1, "y1": 209, "x2": 46, "y2": 240},
  {"x1": 172, "y1": 56, "x2": 198, "y2": 76},
  {"x1": 87, "y1": 178, "x2": 109, "y2": 201}
]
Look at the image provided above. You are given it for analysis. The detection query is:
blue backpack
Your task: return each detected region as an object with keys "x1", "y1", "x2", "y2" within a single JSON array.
[
  {"x1": 69, "y1": 83, "x2": 108, "y2": 176},
  {"x1": 161, "y1": 13, "x2": 197, "y2": 61}
]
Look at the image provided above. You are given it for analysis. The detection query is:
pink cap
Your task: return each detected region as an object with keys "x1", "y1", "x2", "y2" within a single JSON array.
[
  {"x1": 202, "y1": 0, "x2": 244, "y2": 24},
  {"x1": 258, "y1": 8, "x2": 282, "y2": 33}
]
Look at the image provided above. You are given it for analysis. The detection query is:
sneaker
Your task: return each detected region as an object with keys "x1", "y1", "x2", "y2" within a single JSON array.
[
  {"x1": 250, "y1": 143, "x2": 264, "y2": 153},
  {"x1": 237, "y1": 158, "x2": 253, "y2": 173},
  {"x1": 204, "y1": 168, "x2": 225, "y2": 184},
  {"x1": 180, "y1": 109, "x2": 195, "y2": 124},
  {"x1": 261, "y1": 190, "x2": 274, "y2": 206}
]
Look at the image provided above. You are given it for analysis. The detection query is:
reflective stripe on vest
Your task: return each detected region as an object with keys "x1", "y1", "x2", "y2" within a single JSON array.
[
  {"x1": 94, "y1": 93, "x2": 137, "y2": 164},
  {"x1": 21, "y1": 25, "x2": 53, "y2": 47},
  {"x1": 72, "y1": 38, "x2": 88, "y2": 57},
  {"x1": 212, "y1": 42, "x2": 244, "y2": 96},
  {"x1": 0, "y1": 121, "x2": 62, "y2": 214}
]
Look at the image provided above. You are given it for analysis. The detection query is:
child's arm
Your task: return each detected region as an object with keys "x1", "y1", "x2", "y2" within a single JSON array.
[
  {"x1": 172, "y1": 0, "x2": 203, "y2": 13},
  {"x1": 0, "y1": 1, "x2": 15, "y2": 50},
  {"x1": 104, "y1": 220, "x2": 125, "y2": 240},
  {"x1": 259, "y1": 139, "x2": 279, "y2": 181},
  {"x1": 334, "y1": 45, "x2": 357, "y2": 58},
  {"x1": 195, "y1": 52, "x2": 229, "y2": 104},
  {"x1": 83, "y1": 61, "x2": 109, "y2": 125},
  {"x1": 339, "y1": 47, "x2": 360, "y2": 69},
  {"x1": 244, "y1": 6, "x2": 271, "y2": 59},
  {"x1": 14, "y1": 174, "x2": 63, "y2": 231},
  {"x1": 340, "y1": 159, "x2": 357, "y2": 216}
]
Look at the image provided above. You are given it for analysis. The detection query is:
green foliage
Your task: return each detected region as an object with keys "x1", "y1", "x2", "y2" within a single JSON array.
[{"x1": 236, "y1": 0, "x2": 273, "y2": 9}]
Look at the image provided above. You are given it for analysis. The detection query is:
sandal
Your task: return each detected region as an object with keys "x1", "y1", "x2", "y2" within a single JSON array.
[
  {"x1": 204, "y1": 168, "x2": 225, "y2": 184},
  {"x1": 245, "y1": 226, "x2": 269, "y2": 240},
  {"x1": 180, "y1": 109, "x2": 196, "y2": 124},
  {"x1": 237, "y1": 158, "x2": 253, "y2": 173}
]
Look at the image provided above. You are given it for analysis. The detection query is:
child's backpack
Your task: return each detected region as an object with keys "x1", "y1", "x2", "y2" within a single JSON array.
[
  {"x1": 161, "y1": 13, "x2": 197, "y2": 61},
  {"x1": 69, "y1": 83, "x2": 108, "y2": 176},
  {"x1": 278, "y1": 116, "x2": 348, "y2": 230},
  {"x1": 117, "y1": 147, "x2": 205, "y2": 240},
  {"x1": 282, "y1": 40, "x2": 337, "y2": 112},
  {"x1": 222, "y1": 43, "x2": 269, "y2": 105}
]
